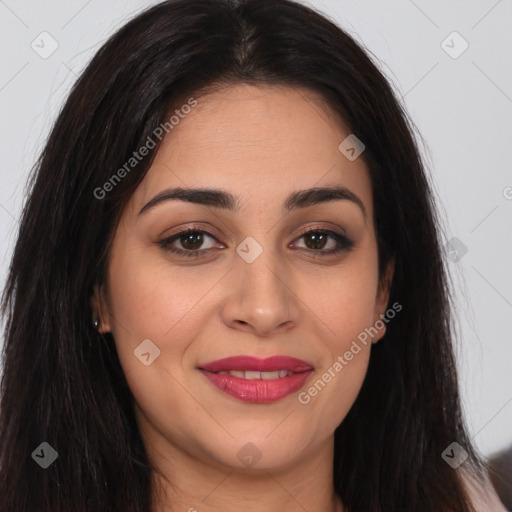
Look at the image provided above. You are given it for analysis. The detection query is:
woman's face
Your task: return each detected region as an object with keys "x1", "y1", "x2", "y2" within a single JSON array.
[{"x1": 95, "y1": 84, "x2": 391, "y2": 472}]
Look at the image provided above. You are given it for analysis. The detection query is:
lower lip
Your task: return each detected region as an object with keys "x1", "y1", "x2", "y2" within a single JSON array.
[{"x1": 200, "y1": 370, "x2": 313, "y2": 403}]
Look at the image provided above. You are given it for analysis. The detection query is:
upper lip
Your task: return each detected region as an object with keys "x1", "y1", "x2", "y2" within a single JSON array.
[{"x1": 199, "y1": 355, "x2": 314, "y2": 373}]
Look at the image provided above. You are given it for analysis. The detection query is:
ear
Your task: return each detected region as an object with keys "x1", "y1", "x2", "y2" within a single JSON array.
[
  {"x1": 372, "y1": 259, "x2": 395, "y2": 343},
  {"x1": 90, "y1": 282, "x2": 112, "y2": 333}
]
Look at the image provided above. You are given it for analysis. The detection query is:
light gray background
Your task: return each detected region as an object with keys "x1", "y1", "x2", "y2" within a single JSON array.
[{"x1": 0, "y1": 0, "x2": 511, "y2": 458}]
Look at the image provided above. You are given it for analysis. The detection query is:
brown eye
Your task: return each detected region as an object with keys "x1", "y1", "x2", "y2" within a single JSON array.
[
  {"x1": 292, "y1": 229, "x2": 354, "y2": 256},
  {"x1": 179, "y1": 231, "x2": 205, "y2": 250},
  {"x1": 159, "y1": 228, "x2": 220, "y2": 257},
  {"x1": 303, "y1": 231, "x2": 329, "y2": 250}
]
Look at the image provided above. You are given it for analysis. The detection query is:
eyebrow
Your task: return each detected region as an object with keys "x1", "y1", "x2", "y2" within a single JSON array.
[{"x1": 138, "y1": 185, "x2": 366, "y2": 218}]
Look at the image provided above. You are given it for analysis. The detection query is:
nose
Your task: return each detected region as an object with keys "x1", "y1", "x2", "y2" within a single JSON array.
[{"x1": 220, "y1": 247, "x2": 301, "y2": 337}]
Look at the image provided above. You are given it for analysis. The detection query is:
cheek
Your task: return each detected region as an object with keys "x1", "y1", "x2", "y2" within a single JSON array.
[
  {"x1": 310, "y1": 251, "x2": 380, "y2": 348},
  {"x1": 297, "y1": 281, "x2": 376, "y2": 432},
  {"x1": 295, "y1": 249, "x2": 378, "y2": 424},
  {"x1": 105, "y1": 247, "x2": 223, "y2": 378},
  {"x1": 298, "y1": 348, "x2": 370, "y2": 439},
  {"x1": 105, "y1": 257, "x2": 218, "y2": 439}
]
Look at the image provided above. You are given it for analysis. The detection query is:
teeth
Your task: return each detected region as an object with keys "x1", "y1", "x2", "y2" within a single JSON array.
[
  {"x1": 216, "y1": 370, "x2": 293, "y2": 379},
  {"x1": 261, "y1": 371, "x2": 279, "y2": 380}
]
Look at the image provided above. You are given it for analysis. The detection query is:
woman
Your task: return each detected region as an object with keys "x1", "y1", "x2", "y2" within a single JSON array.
[{"x1": 0, "y1": 0, "x2": 507, "y2": 510}]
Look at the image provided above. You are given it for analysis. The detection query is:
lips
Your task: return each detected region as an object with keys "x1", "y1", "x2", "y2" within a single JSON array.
[
  {"x1": 200, "y1": 355, "x2": 313, "y2": 373},
  {"x1": 198, "y1": 356, "x2": 314, "y2": 403},
  {"x1": 216, "y1": 369, "x2": 292, "y2": 379}
]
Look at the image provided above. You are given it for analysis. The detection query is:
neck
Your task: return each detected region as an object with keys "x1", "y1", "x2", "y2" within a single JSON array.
[{"x1": 147, "y1": 434, "x2": 344, "y2": 512}]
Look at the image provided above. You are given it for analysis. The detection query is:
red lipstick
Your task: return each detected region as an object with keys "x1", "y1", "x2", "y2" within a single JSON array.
[{"x1": 198, "y1": 356, "x2": 314, "y2": 403}]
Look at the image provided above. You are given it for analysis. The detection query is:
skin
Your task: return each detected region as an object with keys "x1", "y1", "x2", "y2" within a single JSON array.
[{"x1": 92, "y1": 84, "x2": 393, "y2": 512}]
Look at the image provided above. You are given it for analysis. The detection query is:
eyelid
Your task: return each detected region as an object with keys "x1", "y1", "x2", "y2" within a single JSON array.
[
  {"x1": 290, "y1": 226, "x2": 354, "y2": 253},
  {"x1": 295, "y1": 224, "x2": 348, "y2": 238},
  {"x1": 159, "y1": 226, "x2": 224, "y2": 254},
  {"x1": 161, "y1": 223, "x2": 226, "y2": 243},
  {"x1": 159, "y1": 223, "x2": 354, "y2": 258}
]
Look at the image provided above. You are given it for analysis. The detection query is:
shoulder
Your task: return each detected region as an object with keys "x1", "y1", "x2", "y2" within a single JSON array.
[{"x1": 463, "y1": 471, "x2": 509, "y2": 512}]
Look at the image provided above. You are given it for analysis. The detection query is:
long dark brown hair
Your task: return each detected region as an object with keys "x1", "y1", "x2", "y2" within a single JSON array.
[{"x1": 0, "y1": 0, "x2": 491, "y2": 510}]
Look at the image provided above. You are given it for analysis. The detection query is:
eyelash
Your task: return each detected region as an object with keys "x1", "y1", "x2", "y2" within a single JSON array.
[{"x1": 159, "y1": 226, "x2": 354, "y2": 259}]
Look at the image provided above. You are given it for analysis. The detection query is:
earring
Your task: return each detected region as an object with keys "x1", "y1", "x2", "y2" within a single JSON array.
[{"x1": 93, "y1": 318, "x2": 99, "y2": 330}]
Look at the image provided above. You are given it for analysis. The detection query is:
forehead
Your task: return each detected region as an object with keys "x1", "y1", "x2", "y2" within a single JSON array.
[{"x1": 130, "y1": 84, "x2": 373, "y2": 219}]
